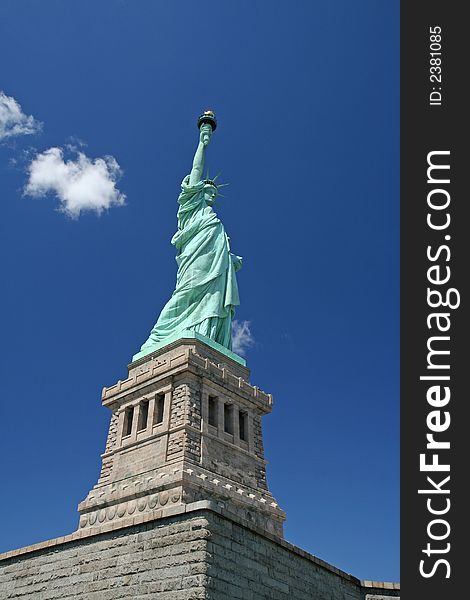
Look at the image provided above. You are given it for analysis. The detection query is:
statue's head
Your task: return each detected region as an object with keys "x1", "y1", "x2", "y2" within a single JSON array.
[
  {"x1": 202, "y1": 174, "x2": 227, "y2": 205},
  {"x1": 203, "y1": 181, "x2": 218, "y2": 205}
]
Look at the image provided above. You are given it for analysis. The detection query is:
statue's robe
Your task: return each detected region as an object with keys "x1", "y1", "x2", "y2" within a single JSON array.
[{"x1": 139, "y1": 176, "x2": 241, "y2": 354}]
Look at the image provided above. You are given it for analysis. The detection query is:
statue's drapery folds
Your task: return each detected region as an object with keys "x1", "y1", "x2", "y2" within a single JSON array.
[{"x1": 139, "y1": 175, "x2": 241, "y2": 355}]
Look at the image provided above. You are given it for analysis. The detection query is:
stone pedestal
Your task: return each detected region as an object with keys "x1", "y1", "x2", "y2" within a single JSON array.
[
  {"x1": 1, "y1": 335, "x2": 400, "y2": 599},
  {"x1": 77, "y1": 337, "x2": 285, "y2": 537}
]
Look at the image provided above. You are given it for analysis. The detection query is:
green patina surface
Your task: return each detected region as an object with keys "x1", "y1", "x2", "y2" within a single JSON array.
[
  {"x1": 135, "y1": 113, "x2": 243, "y2": 362},
  {"x1": 132, "y1": 330, "x2": 246, "y2": 366}
]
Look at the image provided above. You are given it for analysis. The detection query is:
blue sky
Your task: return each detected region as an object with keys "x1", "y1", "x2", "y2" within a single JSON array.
[{"x1": 0, "y1": 0, "x2": 399, "y2": 582}]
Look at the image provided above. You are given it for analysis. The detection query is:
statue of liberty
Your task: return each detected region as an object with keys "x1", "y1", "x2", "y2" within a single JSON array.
[{"x1": 135, "y1": 111, "x2": 242, "y2": 360}]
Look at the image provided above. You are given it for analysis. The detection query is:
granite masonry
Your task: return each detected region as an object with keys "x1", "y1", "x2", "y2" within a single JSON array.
[{"x1": 0, "y1": 338, "x2": 400, "y2": 599}]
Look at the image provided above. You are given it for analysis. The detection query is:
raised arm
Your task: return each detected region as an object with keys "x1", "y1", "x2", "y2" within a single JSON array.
[{"x1": 189, "y1": 123, "x2": 212, "y2": 186}]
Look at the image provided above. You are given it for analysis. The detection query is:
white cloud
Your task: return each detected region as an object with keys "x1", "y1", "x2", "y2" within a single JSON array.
[
  {"x1": 25, "y1": 147, "x2": 126, "y2": 218},
  {"x1": 232, "y1": 320, "x2": 255, "y2": 356},
  {"x1": 0, "y1": 91, "x2": 42, "y2": 141}
]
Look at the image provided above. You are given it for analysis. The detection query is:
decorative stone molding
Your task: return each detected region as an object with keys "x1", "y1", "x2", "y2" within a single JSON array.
[
  {"x1": 79, "y1": 485, "x2": 184, "y2": 530},
  {"x1": 102, "y1": 345, "x2": 272, "y2": 413}
]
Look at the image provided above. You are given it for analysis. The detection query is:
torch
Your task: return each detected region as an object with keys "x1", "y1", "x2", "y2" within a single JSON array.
[{"x1": 197, "y1": 110, "x2": 217, "y2": 145}]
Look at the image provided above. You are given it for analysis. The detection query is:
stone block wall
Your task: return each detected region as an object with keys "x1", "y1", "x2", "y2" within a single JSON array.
[
  {"x1": 0, "y1": 504, "x2": 399, "y2": 600},
  {"x1": 202, "y1": 510, "x2": 400, "y2": 600},
  {"x1": 251, "y1": 415, "x2": 265, "y2": 460},
  {"x1": 0, "y1": 513, "x2": 210, "y2": 600},
  {"x1": 99, "y1": 412, "x2": 119, "y2": 483}
]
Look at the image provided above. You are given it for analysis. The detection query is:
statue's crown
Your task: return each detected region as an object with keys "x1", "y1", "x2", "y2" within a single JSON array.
[{"x1": 202, "y1": 172, "x2": 228, "y2": 195}]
